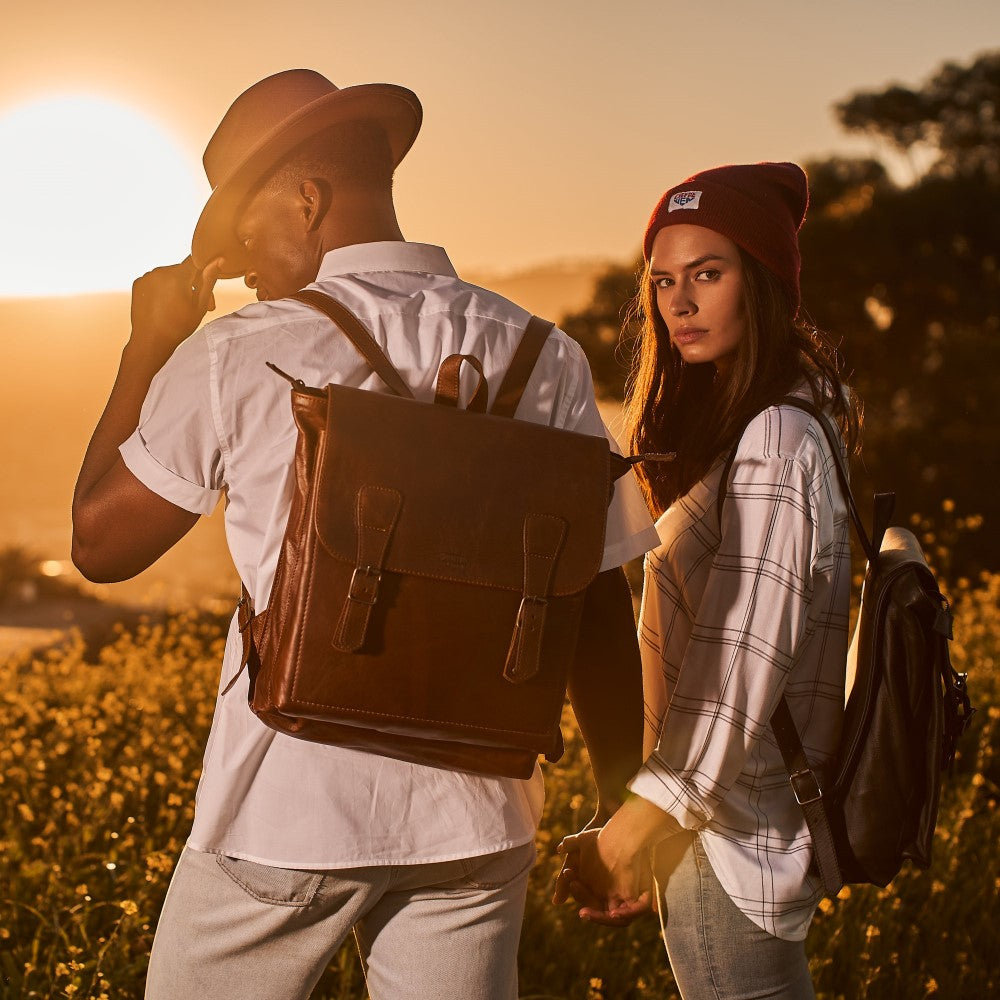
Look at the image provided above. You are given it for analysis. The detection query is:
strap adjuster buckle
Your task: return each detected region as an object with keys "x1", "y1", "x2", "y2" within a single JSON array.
[
  {"x1": 789, "y1": 769, "x2": 823, "y2": 806},
  {"x1": 237, "y1": 594, "x2": 254, "y2": 633},
  {"x1": 349, "y1": 566, "x2": 382, "y2": 606}
]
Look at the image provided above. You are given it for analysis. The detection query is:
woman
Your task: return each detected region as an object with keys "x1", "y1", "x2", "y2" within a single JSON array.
[{"x1": 559, "y1": 162, "x2": 861, "y2": 999}]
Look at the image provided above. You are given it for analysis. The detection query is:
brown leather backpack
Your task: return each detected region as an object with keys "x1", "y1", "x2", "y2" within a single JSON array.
[{"x1": 231, "y1": 290, "x2": 644, "y2": 779}]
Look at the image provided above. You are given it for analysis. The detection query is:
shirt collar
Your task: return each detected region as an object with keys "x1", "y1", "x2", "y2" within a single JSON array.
[{"x1": 315, "y1": 242, "x2": 458, "y2": 281}]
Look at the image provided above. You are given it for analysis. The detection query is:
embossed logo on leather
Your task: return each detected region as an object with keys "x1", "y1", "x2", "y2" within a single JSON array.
[{"x1": 440, "y1": 550, "x2": 469, "y2": 571}]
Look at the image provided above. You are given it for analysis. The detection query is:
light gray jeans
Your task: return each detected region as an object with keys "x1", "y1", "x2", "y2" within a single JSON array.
[
  {"x1": 145, "y1": 842, "x2": 536, "y2": 1000},
  {"x1": 658, "y1": 836, "x2": 816, "y2": 1000}
]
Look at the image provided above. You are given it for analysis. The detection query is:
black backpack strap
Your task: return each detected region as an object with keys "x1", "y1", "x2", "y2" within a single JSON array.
[
  {"x1": 771, "y1": 696, "x2": 843, "y2": 894},
  {"x1": 490, "y1": 316, "x2": 554, "y2": 418},
  {"x1": 292, "y1": 289, "x2": 415, "y2": 400}
]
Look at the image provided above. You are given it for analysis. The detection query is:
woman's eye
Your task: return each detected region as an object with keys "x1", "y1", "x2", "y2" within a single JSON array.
[
  {"x1": 654, "y1": 277, "x2": 674, "y2": 289},
  {"x1": 695, "y1": 269, "x2": 720, "y2": 282}
]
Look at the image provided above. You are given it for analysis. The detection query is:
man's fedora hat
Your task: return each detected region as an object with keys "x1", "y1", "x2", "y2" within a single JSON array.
[{"x1": 192, "y1": 68, "x2": 422, "y2": 277}]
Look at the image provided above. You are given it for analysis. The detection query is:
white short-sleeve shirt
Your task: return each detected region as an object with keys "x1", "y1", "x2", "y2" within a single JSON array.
[{"x1": 121, "y1": 241, "x2": 658, "y2": 868}]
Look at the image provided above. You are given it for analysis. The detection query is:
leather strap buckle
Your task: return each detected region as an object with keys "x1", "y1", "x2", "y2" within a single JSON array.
[
  {"x1": 789, "y1": 768, "x2": 823, "y2": 806},
  {"x1": 348, "y1": 566, "x2": 382, "y2": 606},
  {"x1": 503, "y1": 514, "x2": 566, "y2": 684},
  {"x1": 237, "y1": 592, "x2": 254, "y2": 634},
  {"x1": 333, "y1": 486, "x2": 402, "y2": 653}
]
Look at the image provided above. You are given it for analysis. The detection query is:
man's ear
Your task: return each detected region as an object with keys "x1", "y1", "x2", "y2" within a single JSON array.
[{"x1": 299, "y1": 178, "x2": 332, "y2": 234}]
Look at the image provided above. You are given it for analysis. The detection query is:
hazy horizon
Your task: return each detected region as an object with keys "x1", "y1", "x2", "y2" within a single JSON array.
[
  {"x1": 2, "y1": 1, "x2": 997, "y2": 294},
  {"x1": 0, "y1": 258, "x2": 618, "y2": 607}
]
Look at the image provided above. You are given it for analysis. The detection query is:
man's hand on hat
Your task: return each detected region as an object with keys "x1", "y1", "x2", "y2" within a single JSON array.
[{"x1": 129, "y1": 256, "x2": 224, "y2": 361}]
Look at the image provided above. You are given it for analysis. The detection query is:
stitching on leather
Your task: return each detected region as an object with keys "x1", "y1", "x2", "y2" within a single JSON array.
[
  {"x1": 313, "y1": 548, "x2": 593, "y2": 596},
  {"x1": 312, "y1": 447, "x2": 610, "y2": 594},
  {"x1": 356, "y1": 485, "x2": 402, "y2": 532},
  {"x1": 282, "y1": 691, "x2": 555, "y2": 738}
]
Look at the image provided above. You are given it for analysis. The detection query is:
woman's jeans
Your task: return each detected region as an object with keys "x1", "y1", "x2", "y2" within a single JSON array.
[{"x1": 657, "y1": 835, "x2": 816, "y2": 1000}]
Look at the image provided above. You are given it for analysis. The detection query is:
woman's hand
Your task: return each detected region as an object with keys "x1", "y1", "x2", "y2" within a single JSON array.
[
  {"x1": 555, "y1": 795, "x2": 683, "y2": 925},
  {"x1": 556, "y1": 827, "x2": 653, "y2": 926}
]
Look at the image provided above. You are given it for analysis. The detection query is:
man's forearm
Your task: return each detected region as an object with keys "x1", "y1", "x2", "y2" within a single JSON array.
[
  {"x1": 567, "y1": 567, "x2": 644, "y2": 815},
  {"x1": 73, "y1": 340, "x2": 172, "y2": 510},
  {"x1": 74, "y1": 258, "x2": 219, "y2": 514}
]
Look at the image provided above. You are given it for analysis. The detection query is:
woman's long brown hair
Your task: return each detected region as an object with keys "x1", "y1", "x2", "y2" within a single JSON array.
[{"x1": 623, "y1": 248, "x2": 862, "y2": 518}]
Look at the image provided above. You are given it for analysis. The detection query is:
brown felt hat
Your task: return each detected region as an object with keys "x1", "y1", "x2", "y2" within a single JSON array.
[{"x1": 191, "y1": 69, "x2": 422, "y2": 277}]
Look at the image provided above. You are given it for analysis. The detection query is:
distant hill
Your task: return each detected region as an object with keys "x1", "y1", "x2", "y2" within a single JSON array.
[
  {"x1": 462, "y1": 258, "x2": 614, "y2": 323},
  {"x1": 0, "y1": 256, "x2": 614, "y2": 605}
]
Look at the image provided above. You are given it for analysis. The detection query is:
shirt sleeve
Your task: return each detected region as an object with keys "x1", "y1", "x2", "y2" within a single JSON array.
[
  {"x1": 629, "y1": 450, "x2": 819, "y2": 828},
  {"x1": 118, "y1": 331, "x2": 225, "y2": 516},
  {"x1": 557, "y1": 342, "x2": 659, "y2": 571}
]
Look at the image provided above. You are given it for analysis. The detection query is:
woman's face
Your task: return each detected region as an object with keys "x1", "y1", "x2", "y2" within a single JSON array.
[{"x1": 649, "y1": 224, "x2": 747, "y2": 377}]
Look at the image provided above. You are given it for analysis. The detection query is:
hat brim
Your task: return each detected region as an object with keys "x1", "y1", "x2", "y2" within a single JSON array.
[{"x1": 191, "y1": 83, "x2": 422, "y2": 278}]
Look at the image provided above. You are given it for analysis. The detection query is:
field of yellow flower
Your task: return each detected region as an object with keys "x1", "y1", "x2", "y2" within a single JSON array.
[{"x1": 1, "y1": 570, "x2": 997, "y2": 998}]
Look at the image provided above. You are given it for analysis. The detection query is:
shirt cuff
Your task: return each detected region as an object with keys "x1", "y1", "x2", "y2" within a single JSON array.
[
  {"x1": 628, "y1": 759, "x2": 711, "y2": 831},
  {"x1": 120, "y1": 430, "x2": 222, "y2": 516}
]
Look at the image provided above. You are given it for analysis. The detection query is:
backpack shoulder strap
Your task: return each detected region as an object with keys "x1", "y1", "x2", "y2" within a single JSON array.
[
  {"x1": 771, "y1": 696, "x2": 844, "y2": 894},
  {"x1": 292, "y1": 289, "x2": 415, "y2": 400},
  {"x1": 490, "y1": 316, "x2": 555, "y2": 418}
]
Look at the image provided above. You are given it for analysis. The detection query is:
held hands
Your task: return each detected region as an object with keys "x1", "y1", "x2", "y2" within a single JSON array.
[
  {"x1": 553, "y1": 826, "x2": 653, "y2": 926},
  {"x1": 552, "y1": 795, "x2": 685, "y2": 926},
  {"x1": 129, "y1": 256, "x2": 224, "y2": 360}
]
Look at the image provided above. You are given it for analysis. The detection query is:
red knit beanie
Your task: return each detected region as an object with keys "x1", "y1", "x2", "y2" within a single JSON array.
[{"x1": 642, "y1": 162, "x2": 809, "y2": 313}]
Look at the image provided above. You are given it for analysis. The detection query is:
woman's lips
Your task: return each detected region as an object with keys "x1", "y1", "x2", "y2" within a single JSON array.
[{"x1": 672, "y1": 326, "x2": 708, "y2": 346}]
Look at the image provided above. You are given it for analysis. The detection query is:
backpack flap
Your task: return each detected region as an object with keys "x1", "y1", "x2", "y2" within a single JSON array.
[
  {"x1": 311, "y1": 382, "x2": 610, "y2": 691},
  {"x1": 314, "y1": 384, "x2": 609, "y2": 594}
]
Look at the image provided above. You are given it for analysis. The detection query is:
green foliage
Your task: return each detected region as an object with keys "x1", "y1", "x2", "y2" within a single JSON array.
[
  {"x1": 0, "y1": 580, "x2": 997, "y2": 998},
  {"x1": 797, "y1": 171, "x2": 1000, "y2": 574},
  {"x1": 560, "y1": 260, "x2": 643, "y2": 401}
]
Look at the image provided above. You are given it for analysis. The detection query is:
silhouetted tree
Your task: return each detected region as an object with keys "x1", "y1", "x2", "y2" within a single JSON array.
[
  {"x1": 836, "y1": 50, "x2": 1000, "y2": 181},
  {"x1": 560, "y1": 260, "x2": 642, "y2": 399}
]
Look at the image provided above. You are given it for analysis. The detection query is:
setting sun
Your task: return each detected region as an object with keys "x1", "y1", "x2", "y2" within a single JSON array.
[{"x1": 0, "y1": 95, "x2": 203, "y2": 297}]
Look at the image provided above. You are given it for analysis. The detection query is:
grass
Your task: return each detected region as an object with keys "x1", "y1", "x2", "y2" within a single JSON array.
[{"x1": 0, "y1": 571, "x2": 997, "y2": 998}]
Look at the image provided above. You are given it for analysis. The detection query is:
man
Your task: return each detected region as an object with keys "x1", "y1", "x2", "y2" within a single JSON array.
[{"x1": 72, "y1": 69, "x2": 657, "y2": 999}]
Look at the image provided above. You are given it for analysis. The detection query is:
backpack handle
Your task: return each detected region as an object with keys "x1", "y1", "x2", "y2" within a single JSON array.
[
  {"x1": 293, "y1": 289, "x2": 556, "y2": 420},
  {"x1": 435, "y1": 354, "x2": 489, "y2": 412}
]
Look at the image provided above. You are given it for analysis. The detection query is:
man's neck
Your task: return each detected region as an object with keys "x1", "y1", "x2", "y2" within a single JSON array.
[{"x1": 316, "y1": 196, "x2": 405, "y2": 256}]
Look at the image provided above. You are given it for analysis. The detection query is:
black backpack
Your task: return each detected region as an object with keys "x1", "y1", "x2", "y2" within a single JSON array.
[{"x1": 719, "y1": 396, "x2": 975, "y2": 893}]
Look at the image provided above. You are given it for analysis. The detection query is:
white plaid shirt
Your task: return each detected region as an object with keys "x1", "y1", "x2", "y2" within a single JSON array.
[{"x1": 629, "y1": 392, "x2": 850, "y2": 940}]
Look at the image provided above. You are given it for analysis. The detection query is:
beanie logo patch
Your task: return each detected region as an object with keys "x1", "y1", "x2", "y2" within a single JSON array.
[{"x1": 668, "y1": 190, "x2": 702, "y2": 212}]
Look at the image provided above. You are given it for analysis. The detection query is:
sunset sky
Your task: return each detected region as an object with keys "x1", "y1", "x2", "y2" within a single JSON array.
[{"x1": 1, "y1": 0, "x2": 997, "y2": 296}]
